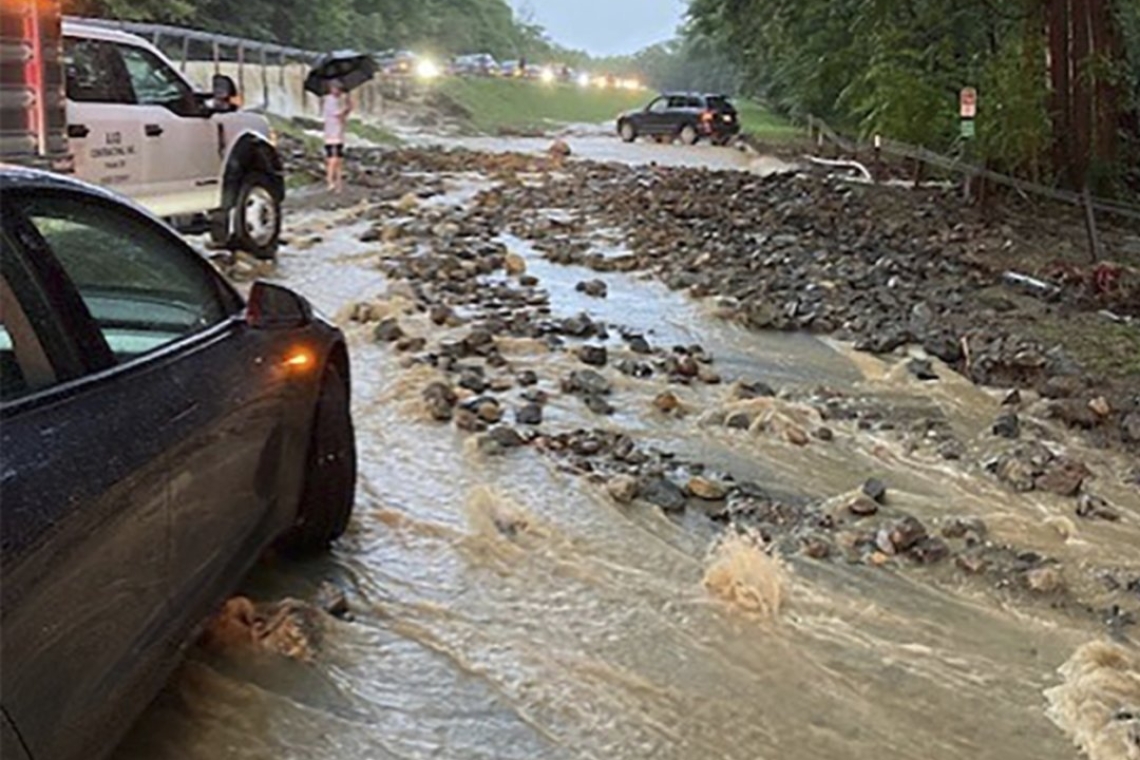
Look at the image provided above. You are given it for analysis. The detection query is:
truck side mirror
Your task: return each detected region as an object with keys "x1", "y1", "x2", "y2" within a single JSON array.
[
  {"x1": 210, "y1": 74, "x2": 241, "y2": 111},
  {"x1": 212, "y1": 74, "x2": 238, "y2": 100}
]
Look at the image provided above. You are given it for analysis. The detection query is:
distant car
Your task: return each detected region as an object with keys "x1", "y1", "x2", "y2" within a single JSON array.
[
  {"x1": 451, "y1": 53, "x2": 498, "y2": 77},
  {"x1": 617, "y1": 92, "x2": 740, "y2": 146},
  {"x1": 377, "y1": 49, "x2": 417, "y2": 76},
  {"x1": 0, "y1": 167, "x2": 356, "y2": 760},
  {"x1": 499, "y1": 59, "x2": 522, "y2": 78}
]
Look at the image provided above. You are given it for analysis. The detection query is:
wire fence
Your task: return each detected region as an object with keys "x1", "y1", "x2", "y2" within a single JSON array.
[{"x1": 804, "y1": 114, "x2": 1140, "y2": 225}]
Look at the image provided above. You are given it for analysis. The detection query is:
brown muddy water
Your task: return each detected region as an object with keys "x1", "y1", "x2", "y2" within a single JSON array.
[{"x1": 115, "y1": 166, "x2": 1140, "y2": 760}]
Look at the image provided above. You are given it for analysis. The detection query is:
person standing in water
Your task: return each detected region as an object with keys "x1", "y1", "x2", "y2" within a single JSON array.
[{"x1": 322, "y1": 79, "x2": 352, "y2": 193}]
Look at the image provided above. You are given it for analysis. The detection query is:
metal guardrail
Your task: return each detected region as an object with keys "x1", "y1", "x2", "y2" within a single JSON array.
[
  {"x1": 66, "y1": 16, "x2": 327, "y2": 113},
  {"x1": 805, "y1": 114, "x2": 1140, "y2": 223},
  {"x1": 65, "y1": 16, "x2": 320, "y2": 64}
]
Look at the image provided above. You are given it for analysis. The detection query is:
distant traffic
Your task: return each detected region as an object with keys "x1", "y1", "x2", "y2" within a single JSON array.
[{"x1": 373, "y1": 48, "x2": 643, "y2": 90}]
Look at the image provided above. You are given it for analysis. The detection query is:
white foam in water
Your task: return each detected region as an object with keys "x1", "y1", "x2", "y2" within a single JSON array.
[{"x1": 1046, "y1": 641, "x2": 1140, "y2": 760}]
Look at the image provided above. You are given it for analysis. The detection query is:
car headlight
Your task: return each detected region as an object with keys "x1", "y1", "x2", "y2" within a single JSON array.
[{"x1": 415, "y1": 59, "x2": 441, "y2": 80}]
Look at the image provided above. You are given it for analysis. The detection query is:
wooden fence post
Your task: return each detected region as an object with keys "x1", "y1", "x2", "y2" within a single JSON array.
[{"x1": 1083, "y1": 186, "x2": 1103, "y2": 263}]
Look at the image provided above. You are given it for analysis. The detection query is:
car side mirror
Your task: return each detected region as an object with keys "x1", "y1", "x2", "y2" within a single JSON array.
[{"x1": 247, "y1": 281, "x2": 312, "y2": 329}]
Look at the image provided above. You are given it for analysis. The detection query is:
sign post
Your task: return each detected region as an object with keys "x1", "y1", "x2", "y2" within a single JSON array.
[{"x1": 959, "y1": 87, "x2": 977, "y2": 202}]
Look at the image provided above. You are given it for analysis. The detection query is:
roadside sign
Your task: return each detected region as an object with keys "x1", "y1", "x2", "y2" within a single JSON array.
[
  {"x1": 960, "y1": 119, "x2": 976, "y2": 139},
  {"x1": 960, "y1": 87, "x2": 977, "y2": 119}
]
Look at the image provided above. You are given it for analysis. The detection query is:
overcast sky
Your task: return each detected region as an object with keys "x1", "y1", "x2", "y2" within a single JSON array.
[{"x1": 516, "y1": 0, "x2": 687, "y2": 56}]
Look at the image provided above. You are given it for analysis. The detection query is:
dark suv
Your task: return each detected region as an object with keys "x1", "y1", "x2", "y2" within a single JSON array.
[{"x1": 617, "y1": 93, "x2": 740, "y2": 145}]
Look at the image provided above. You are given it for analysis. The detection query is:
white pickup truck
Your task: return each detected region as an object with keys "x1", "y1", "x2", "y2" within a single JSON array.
[{"x1": 0, "y1": 2, "x2": 284, "y2": 258}]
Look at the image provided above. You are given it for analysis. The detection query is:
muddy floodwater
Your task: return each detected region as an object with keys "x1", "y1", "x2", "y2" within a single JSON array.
[{"x1": 115, "y1": 147, "x2": 1140, "y2": 760}]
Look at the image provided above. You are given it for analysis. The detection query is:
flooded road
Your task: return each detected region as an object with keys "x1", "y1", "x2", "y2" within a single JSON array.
[
  {"x1": 405, "y1": 129, "x2": 798, "y2": 174},
  {"x1": 115, "y1": 146, "x2": 1140, "y2": 760}
]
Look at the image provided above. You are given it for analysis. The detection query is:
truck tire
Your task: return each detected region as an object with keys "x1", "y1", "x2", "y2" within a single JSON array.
[
  {"x1": 280, "y1": 364, "x2": 356, "y2": 554},
  {"x1": 679, "y1": 125, "x2": 699, "y2": 146},
  {"x1": 619, "y1": 121, "x2": 637, "y2": 143},
  {"x1": 234, "y1": 172, "x2": 281, "y2": 260}
]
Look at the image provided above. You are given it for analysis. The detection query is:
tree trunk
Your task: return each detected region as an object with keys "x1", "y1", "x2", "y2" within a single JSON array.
[
  {"x1": 1071, "y1": 0, "x2": 1092, "y2": 188},
  {"x1": 1047, "y1": 0, "x2": 1073, "y2": 186},
  {"x1": 1090, "y1": 0, "x2": 1121, "y2": 174}
]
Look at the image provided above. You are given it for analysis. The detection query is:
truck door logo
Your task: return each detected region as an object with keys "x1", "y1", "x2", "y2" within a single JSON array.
[{"x1": 91, "y1": 131, "x2": 135, "y2": 184}]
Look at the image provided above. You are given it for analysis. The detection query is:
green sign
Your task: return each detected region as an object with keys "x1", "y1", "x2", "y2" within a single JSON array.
[{"x1": 960, "y1": 119, "x2": 976, "y2": 139}]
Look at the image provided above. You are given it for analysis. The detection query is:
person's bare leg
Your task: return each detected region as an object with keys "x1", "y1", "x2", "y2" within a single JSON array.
[
  {"x1": 325, "y1": 154, "x2": 336, "y2": 192},
  {"x1": 334, "y1": 156, "x2": 345, "y2": 193}
]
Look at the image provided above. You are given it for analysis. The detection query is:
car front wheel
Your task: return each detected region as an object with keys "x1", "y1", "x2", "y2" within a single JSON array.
[
  {"x1": 619, "y1": 121, "x2": 637, "y2": 143},
  {"x1": 235, "y1": 172, "x2": 281, "y2": 260},
  {"x1": 280, "y1": 363, "x2": 356, "y2": 554}
]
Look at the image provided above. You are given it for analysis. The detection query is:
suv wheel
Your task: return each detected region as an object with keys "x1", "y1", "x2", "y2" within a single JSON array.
[
  {"x1": 280, "y1": 364, "x2": 356, "y2": 554},
  {"x1": 235, "y1": 173, "x2": 281, "y2": 260},
  {"x1": 619, "y1": 121, "x2": 637, "y2": 143},
  {"x1": 679, "y1": 125, "x2": 699, "y2": 146}
]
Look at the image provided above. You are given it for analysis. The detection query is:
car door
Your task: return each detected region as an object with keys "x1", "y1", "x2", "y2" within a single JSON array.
[
  {"x1": 113, "y1": 41, "x2": 223, "y2": 218},
  {"x1": 9, "y1": 188, "x2": 302, "y2": 639},
  {"x1": 0, "y1": 198, "x2": 174, "y2": 760},
  {"x1": 63, "y1": 36, "x2": 146, "y2": 197},
  {"x1": 639, "y1": 96, "x2": 670, "y2": 134},
  {"x1": 670, "y1": 95, "x2": 698, "y2": 133}
]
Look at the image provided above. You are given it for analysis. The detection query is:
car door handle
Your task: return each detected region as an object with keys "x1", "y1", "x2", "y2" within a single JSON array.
[
  {"x1": 145, "y1": 124, "x2": 164, "y2": 137},
  {"x1": 67, "y1": 123, "x2": 90, "y2": 138}
]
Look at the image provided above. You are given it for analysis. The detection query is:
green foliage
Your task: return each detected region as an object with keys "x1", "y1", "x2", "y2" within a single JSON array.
[
  {"x1": 975, "y1": 28, "x2": 1051, "y2": 180},
  {"x1": 63, "y1": 0, "x2": 557, "y2": 60},
  {"x1": 686, "y1": 0, "x2": 1140, "y2": 191},
  {"x1": 840, "y1": 43, "x2": 957, "y2": 148}
]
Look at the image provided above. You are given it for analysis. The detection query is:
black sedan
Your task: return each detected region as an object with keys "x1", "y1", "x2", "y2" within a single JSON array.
[
  {"x1": 617, "y1": 92, "x2": 740, "y2": 146},
  {"x1": 0, "y1": 167, "x2": 356, "y2": 760}
]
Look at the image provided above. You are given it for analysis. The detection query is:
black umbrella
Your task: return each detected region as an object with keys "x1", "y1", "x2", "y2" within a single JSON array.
[{"x1": 304, "y1": 50, "x2": 377, "y2": 96}]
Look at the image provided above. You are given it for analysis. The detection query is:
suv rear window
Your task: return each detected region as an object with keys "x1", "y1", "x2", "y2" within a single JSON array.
[{"x1": 706, "y1": 96, "x2": 736, "y2": 113}]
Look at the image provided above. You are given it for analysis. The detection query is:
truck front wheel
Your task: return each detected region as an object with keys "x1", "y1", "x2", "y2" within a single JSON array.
[{"x1": 233, "y1": 173, "x2": 281, "y2": 260}]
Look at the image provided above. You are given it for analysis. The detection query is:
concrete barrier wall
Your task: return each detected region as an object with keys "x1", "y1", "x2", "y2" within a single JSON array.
[{"x1": 183, "y1": 61, "x2": 391, "y2": 120}]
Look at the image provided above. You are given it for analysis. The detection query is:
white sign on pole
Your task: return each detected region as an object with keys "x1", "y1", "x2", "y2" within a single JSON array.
[{"x1": 960, "y1": 87, "x2": 977, "y2": 119}]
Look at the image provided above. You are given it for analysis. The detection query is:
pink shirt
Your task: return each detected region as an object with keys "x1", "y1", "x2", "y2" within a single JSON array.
[{"x1": 323, "y1": 94, "x2": 346, "y2": 145}]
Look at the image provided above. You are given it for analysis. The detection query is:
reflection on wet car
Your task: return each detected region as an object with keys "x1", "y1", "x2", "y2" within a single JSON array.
[{"x1": 0, "y1": 167, "x2": 356, "y2": 760}]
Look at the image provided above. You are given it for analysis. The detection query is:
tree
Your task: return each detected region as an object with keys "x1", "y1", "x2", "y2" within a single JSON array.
[{"x1": 686, "y1": 0, "x2": 1140, "y2": 197}]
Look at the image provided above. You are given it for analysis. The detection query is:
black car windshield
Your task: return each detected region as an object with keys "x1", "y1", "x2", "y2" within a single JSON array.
[{"x1": 16, "y1": 195, "x2": 232, "y2": 361}]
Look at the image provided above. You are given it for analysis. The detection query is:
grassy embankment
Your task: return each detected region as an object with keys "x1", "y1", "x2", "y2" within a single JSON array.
[
  {"x1": 734, "y1": 100, "x2": 802, "y2": 143},
  {"x1": 436, "y1": 77, "x2": 647, "y2": 134}
]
